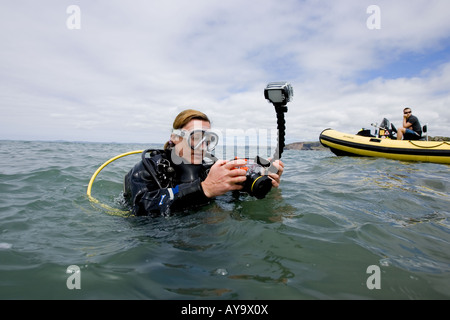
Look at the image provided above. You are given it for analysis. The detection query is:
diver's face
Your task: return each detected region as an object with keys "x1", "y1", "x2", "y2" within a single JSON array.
[{"x1": 173, "y1": 119, "x2": 211, "y2": 164}]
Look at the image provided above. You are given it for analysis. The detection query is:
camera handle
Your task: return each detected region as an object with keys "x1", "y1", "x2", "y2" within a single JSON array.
[{"x1": 252, "y1": 104, "x2": 287, "y2": 175}]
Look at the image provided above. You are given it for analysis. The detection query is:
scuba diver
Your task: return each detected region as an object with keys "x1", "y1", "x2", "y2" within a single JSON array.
[{"x1": 123, "y1": 109, "x2": 284, "y2": 217}]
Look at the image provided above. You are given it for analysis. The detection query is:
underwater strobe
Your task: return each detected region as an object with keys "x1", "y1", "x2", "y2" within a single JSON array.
[{"x1": 238, "y1": 82, "x2": 293, "y2": 199}]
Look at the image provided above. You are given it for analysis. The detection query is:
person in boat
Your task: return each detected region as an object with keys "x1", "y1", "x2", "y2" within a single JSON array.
[
  {"x1": 397, "y1": 107, "x2": 422, "y2": 140},
  {"x1": 123, "y1": 109, "x2": 284, "y2": 217}
]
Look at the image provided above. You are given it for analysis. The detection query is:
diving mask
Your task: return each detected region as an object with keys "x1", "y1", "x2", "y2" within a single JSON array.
[{"x1": 172, "y1": 129, "x2": 219, "y2": 152}]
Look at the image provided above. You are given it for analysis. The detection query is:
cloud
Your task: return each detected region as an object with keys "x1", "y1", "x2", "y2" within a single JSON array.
[{"x1": 0, "y1": 0, "x2": 449, "y2": 144}]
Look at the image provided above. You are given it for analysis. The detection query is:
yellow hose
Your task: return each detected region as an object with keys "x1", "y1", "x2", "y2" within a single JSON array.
[{"x1": 86, "y1": 150, "x2": 143, "y2": 216}]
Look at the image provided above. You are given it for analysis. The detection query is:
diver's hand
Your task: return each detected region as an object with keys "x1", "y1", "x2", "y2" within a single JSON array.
[
  {"x1": 201, "y1": 159, "x2": 247, "y2": 198},
  {"x1": 268, "y1": 160, "x2": 284, "y2": 188}
]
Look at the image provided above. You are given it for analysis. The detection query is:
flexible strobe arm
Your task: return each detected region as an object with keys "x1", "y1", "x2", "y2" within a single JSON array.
[{"x1": 272, "y1": 104, "x2": 288, "y2": 161}]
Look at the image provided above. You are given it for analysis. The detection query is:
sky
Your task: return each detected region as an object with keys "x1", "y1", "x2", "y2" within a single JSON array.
[{"x1": 1, "y1": 0, "x2": 450, "y2": 145}]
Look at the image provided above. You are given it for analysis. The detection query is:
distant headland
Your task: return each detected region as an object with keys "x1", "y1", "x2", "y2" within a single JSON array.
[
  {"x1": 285, "y1": 141, "x2": 327, "y2": 151},
  {"x1": 428, "y1": 136, "x2": 450, "y2": 141}
]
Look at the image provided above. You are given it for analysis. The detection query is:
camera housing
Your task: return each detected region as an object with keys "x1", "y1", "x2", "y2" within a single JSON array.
[{"x1": 235, "y1": 157, "x2": 274, "y2": 199}]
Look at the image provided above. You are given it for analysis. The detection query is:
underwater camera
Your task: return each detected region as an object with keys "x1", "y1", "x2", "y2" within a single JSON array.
[
  {"x1": 236, "y1": 82, "x2": 293, "y2": 199},
  {"x1": 234, "y1": 156, "x2": 273, "y2": 199}
]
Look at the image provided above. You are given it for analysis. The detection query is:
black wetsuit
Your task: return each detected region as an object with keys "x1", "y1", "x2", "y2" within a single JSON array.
[{"x1": 123, "y1": 149, "x2": 212, "y2": 217}]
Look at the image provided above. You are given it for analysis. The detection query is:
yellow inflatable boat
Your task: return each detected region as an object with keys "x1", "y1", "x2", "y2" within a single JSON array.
[{"x1": 320, "y1": 128, "x2": 450, "y2": 164}]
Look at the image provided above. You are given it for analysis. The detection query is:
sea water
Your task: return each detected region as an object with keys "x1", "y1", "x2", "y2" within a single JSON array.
[{"x1": 0, "y1": 140, "x2": 449, "y2": 299}]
